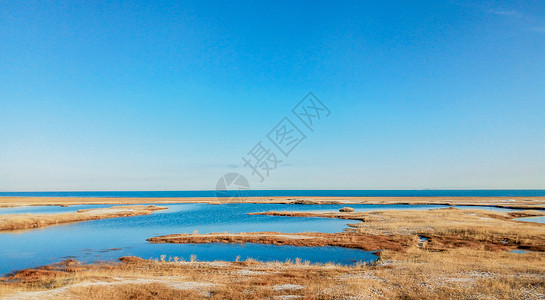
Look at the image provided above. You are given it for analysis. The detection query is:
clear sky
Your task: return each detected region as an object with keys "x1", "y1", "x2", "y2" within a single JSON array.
[{"x1": 1, "y1": 1, "x2": 544, "y2": 191}]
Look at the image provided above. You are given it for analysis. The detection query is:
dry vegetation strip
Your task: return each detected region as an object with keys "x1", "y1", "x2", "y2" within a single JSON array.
[
  {"x1": 0, "y1": 205, "x2": 166, "y2": 232},
  {"x1": 1, "y1": 249, "x2": 545, "y2": 300},
  {"x1": 1, "y1": 196, "x2": 545, "y2": 208},
  {"x1": 148, "y1": 231, "x2": 411, "y2": 251}
]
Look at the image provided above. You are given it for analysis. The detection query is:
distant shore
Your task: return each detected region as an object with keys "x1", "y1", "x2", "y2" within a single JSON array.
[{"x1": 1, "y1": 196, "x2": 544, "y2": 209}]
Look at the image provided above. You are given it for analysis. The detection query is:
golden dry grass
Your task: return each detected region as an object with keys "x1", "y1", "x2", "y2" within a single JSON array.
[
  {"x1": 351, "y1": 208, "x2": 545, "y2": 251},
  {"x1": 148, "y1": 231, "x2": 410, "y2": 251},
  {"x1": 253, "y1": 208, "x2": 545, "y2": 252},
  {"x1": 0, "y1": 205, "x2": 166, "y2": 231}
]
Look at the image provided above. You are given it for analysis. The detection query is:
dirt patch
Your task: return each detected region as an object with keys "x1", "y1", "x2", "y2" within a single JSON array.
[
  {"x1": 273, "y1": 284, "x2": 305, "y2": 291},
  {"x1": 237, "y1": 270, "x2": 271, "y2": 276},
  {"x1": 4, "y1": 278, "x2": 216, "y2": 300}
]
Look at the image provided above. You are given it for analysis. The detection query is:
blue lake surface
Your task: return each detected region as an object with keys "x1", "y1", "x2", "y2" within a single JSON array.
[
  {"x1": 0, "y1": 204, "x2": 115, "y2": 215},
  {"x1": 0, "y1": 203, "x2": 525, "y2": 275},
  {"x1": 515, "y1": 216, "x2": 545, "y2": 224},
  {"x1": 1, "y1": 189, "x2": 544, "y2": 198}
]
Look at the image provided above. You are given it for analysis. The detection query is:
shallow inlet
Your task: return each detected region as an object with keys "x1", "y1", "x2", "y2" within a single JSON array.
[
  {"x1": 0, "y1": 204, "x2": 115, "y2": 215},
  {"x1": 514, "y1": 216, "x2": 545, "y2": 224},
  {"x1": 510, "y1": 249, "x2": 535, "y2": 254},
  {"x1": 0, "y1": 203, "x2": 526, "y2": 275}
]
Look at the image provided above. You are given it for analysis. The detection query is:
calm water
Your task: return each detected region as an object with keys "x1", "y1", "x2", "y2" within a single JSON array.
[
  {"x1": 1, "y1": 189, "x2": 544, "y2": 198},
  {"x1": 0, "y1": 204, "x2": 115, "y2": 215},
  {"x1": 0, "y1": 203, "x2": 525, "y2": 275},
  {"x1": 514, "y1": 216, "x2": 545, "y2": 224},
  {"x1": 0, "y1": 203, "x2": 359, "y2": 275}
]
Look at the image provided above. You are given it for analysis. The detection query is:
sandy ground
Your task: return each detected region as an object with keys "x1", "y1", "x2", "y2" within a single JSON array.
[{"x1": 3, "y1": 277, "x2": 218, "y2": 300}]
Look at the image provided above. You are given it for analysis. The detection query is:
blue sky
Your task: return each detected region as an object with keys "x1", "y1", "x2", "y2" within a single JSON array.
[{"x1": 1, "y1": 1, "x2": 544, "y2": 191}]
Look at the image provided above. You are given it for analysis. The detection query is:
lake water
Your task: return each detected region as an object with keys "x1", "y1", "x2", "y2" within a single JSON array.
[
  {"x1": 1, "y1": 189, "x2": 544, "y2": 198},
  {"x1": 514, "y1": 216, "x2": 545, "y2": 224},
  {"x1": 0, "y1": 203, "x2": 525, "y2": 275},
  {"x1": 0, "y1": 204, "x2": 116, "y2": 215}
]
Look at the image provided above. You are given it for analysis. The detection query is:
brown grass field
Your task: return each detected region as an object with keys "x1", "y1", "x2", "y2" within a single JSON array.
[
  {"x1": 1, "y1": 247, "x2": 544, "y2": 299},
  {"x1": 249, "y1": 208, "x2": 545, "y2": 251},
  {"x1": 0, "y1": 199, "x2": 544, "y2": 299},
  {"x1": 0, "y1": 205, "x2": 166, "y2": 232}
]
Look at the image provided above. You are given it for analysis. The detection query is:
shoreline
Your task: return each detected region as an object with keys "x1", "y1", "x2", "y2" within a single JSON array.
[
  {"x1": 0, "y1": 205, "x2": 166, "y2": 232},
  {"x1": 1, "y1": 196, "x2": 545, "y2": 209}
]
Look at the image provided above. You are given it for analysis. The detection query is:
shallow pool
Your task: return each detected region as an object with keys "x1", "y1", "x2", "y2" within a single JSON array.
[{"x1": 514, "y1": 216, "x2": 545, "y2": 224}]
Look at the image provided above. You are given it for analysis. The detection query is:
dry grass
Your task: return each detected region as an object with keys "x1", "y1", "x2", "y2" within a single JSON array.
[
  {"x1": 148, "y1": 231, "x2": 411, "y2": 251},
  {"x1": 372, "y1": 247, "x2": 545, "y2": 299},
  {"x1": 253, "y1": 208, "x2": 545, "y2": 252},
  {"x1": 0, "y1": 205, "x2": 166, "y2": 232},
  {"x1": 355, "y1": 208, "x2": 545, "y2": 252},
  {"x1": 1, "y1": 249, "x2": 544, "y2": 299}
]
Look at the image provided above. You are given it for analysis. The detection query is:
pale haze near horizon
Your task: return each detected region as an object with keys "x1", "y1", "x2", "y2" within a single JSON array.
[{"x1": 1, "y1": 1, "x2": 544, "y2": 191}]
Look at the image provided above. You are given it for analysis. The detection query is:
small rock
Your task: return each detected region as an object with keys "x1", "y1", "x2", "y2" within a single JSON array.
[{"x1": 339, "y1": 207, "x2": 354, "y2": 212}]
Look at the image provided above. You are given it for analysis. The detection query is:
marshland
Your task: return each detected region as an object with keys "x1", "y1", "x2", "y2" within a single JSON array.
[{"x1": 1, "y1": 196, "x2": 544, "y2": 299}]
